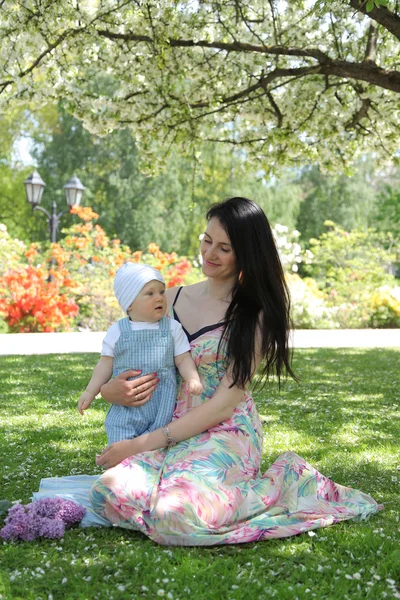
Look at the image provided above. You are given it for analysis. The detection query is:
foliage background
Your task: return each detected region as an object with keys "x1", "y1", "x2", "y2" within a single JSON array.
[
  {"x1": 1, "y1": 101, "x2": 400, "y2": 332},
  {"x1": 5, "y1": 103, "x2": 400, "y2": 259},
  {"x1": 1, "y1": 0, "x2": 400, "y2": 332}
]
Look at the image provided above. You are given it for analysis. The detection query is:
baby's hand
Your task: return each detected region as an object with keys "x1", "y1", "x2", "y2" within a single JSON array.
[
  {"x1": 186, "y1": 379, "x2": 204, "y2": 396},
  {"x1": 78, "y1": 391, "x2": 94, "y2": 415}
]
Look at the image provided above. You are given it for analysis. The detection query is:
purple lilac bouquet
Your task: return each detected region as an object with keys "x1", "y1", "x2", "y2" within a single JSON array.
[{"x1": 0, "y1": 497, "x2": 86, "y2": 541}]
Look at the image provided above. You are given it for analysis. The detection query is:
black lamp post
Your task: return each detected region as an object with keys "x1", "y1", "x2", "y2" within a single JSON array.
[
  {"x1": 24, "y1": 171, "x2": 85, "y2": 243},
  {"x1": 24, "y1": 171, "x2": 85, "y2": 278}
]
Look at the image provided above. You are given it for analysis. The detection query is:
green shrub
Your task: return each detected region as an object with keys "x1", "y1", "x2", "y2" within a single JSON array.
[
  {"x1": 286, "y1": 274, "x2": 339, "y2": 329},
  {"x1": 302, "y1": 222, "x2": 398, "y2": 328}
]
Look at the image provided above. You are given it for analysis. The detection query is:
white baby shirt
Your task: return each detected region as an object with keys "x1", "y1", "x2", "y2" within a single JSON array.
[{"x1": 101, "y1": 318, "x2": 190, "y2": 358}]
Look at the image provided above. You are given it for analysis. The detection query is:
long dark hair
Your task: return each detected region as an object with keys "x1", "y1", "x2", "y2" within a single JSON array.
[{"x1": 206, "y1": 197, "x2": 297, "y2": 388}]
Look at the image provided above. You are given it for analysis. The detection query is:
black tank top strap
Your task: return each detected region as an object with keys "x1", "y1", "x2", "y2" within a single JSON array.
[
  {"x1": 172, "y1": 285, "x2": 226, "y2": 342},
  {"x1": 172, "y1": 286, "x2": 183, "y2": 307}
]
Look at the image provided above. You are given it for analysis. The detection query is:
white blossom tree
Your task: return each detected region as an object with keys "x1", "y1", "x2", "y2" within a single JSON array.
[{"x1": 1, "y1": 0, "x2": 399, "y2": 171}]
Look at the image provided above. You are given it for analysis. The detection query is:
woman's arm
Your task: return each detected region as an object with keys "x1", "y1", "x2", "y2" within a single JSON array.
[
  {"x1": 96, "y1": 372, "x2": 245, "y2": 467},
  {"x1": 96, "y1": 323, "x2": 264, "y2": 468}
]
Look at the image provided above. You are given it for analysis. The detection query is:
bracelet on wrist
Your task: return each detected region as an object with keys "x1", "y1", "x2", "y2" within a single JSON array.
[{"x1": 162, "y1": 426, "x2": 177, "y2": 447}]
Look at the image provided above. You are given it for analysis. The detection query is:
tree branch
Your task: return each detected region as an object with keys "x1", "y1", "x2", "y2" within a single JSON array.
[
  {"x1": 199, "y1": 136, "x2": 271, "y2": 146},
  {"x1": 129, "y1": 58, "x2": 400, "y2": 133},
  {"x1": 96, "y1": 28, "x2": 400, "y2": 93},
  {"x1": 134, "y1": 103, "x2": 170, "y2": 124},
  {"x1": 123, "y1": 89, "x2": 149, "y2": 101},
  {"x1": 349, "y1": 0, "x2": 400, "y2": 40},
  {"x1": 19, "y1": 28, "x2": 81, "y2": 79},
  {"x1": 0, "y1": 80, "x2": 13, "y2": 93},
  {"x1": 364, "y1": 21, "x2": 378, "y2": 62},
  {"x1": 294, "y1": 96, "x2": 322, "y2": 132},
  {"x1": 324, "y1": 59, "x2": 400, "y2": 93},
  {"x1": 329, "y1": 14, "x2": 343, "y2": 59},
  {"x1": 96, "y1": 29, "x2": 330, "y2": 62},
  {"x1": 345, "y1": 97, "x2": 372, "y2": 129},
  {"x1": 237, "y1": 4, "x2": 269, "y2": 48},
  {"x1": 165, "y1": 90, "x2": 273, "y2": 130},
  {"x1": 268, "y1": 0, "x2": 280, "y2": 46},
  {"x1": 266, "y1": 91, "x2": 283, "y2": 127}
]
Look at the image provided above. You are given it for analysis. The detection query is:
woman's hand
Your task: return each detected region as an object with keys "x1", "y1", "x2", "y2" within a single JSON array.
[
  {"x1": 96, "y1": 439, "x2": 138, "y2": 469},
  {"x1": 100, "y1": 370, "x2": 158, "y2": 407}
]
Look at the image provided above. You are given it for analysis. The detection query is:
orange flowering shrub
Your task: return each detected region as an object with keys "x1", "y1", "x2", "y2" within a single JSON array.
[
  {"x1": 60, "y1": 209, "x2": 195, "y2": 330},
  {"x1": 0, "y1": 225, "x2": 80, "y2": 332},
  {"x1": 62, "y1": 216, "x2": 194, "y2": 329},
  {"x1": 70, "y1": 205, "x2": 99, "y2": 222},
  {"x1": 133, "y1": 243, "x2": 191, "y2": 288}
]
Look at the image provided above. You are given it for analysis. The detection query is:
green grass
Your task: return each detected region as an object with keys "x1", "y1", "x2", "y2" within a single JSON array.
[{"x1": 0, "y1": 349, "x2": 399, "y2": 600}]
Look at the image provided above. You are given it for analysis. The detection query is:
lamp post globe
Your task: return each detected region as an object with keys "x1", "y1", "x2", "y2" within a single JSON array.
[
  {"x1": 64, "y1": 175, "x2": 85, "y2": 208},
  {"x1": 23, "y1": 171, "x2": 46, "y2": 207}
]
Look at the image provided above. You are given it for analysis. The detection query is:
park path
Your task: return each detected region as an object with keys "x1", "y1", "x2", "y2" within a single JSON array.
[{"x1": 0, "y1": 329, "x2": 399, "y2": 355}]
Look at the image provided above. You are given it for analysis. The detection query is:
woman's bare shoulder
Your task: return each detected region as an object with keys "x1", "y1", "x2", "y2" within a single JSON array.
[{"x1": 165, "y1": 281, "x2": 205, "y2": 307}]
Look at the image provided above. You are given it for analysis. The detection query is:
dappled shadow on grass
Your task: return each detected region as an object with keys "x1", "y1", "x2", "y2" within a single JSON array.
[
  {"x1": 0, "y1": 354, "x2": 110, "y2": 496},
  {"x1": 0, "y1": 353, "x2": 97, "y2": 375},
  {"x1": 1, "y1": 350, "x2": 399, "y2": 600},
  {"x1": 0, "y1": 353, "x2": 110, "y2": 463},
  {"x1": 0, "y1": 354, "x2": 98, "y2": 417},
  {"x1": 2, "y1": 351, "x2": 400, "y2": 498},
  {"x1": 2, "y1": 421, "x2": 107, "y2": 449},
  {"x1": 1, "y1": 349, "x2": 399, "y2": 481},
  {"x1": 254, "y1": 348, "x2": 399, "y2": 454}
]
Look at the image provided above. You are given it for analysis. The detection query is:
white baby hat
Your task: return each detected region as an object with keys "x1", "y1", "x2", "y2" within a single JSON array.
[{"x1": 114, "y1": 262, "x2": 165, "y2": 313}]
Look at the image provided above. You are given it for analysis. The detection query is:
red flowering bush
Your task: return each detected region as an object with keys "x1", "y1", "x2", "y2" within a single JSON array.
[
  {"x1": 0, "y1": 223, "x2": 80, "y2": 333},
  {"x1": 0, "y1": 264, "x2": 79, "y2": 333}
]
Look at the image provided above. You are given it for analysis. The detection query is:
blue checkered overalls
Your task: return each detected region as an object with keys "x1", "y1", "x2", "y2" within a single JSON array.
[{"x1": 104, "y1": 316, "x2": 177, "y2": 445}]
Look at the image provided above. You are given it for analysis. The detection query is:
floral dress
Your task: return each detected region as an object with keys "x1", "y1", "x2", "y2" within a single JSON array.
[{"x1": 89, "y1": 318, "x2": 381, "y2": 546}]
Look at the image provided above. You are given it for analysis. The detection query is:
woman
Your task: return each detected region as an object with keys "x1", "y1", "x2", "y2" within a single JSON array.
[{"x1": 88, "y1": 197, "x2": 381, "y2": 546}]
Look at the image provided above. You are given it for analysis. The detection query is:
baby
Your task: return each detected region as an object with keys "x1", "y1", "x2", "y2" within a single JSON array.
[{"x1": 78, "y1": 262, "x2": 203, "y2": 444}]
